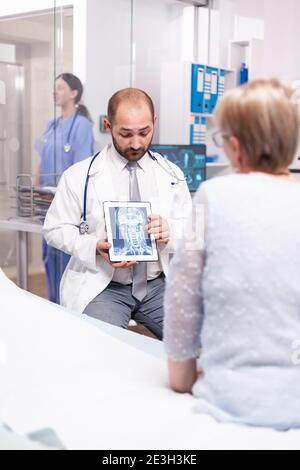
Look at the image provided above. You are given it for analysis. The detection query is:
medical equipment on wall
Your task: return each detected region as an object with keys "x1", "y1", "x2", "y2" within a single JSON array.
[
  {"x1": 150, "y1": 145, "x2": 206, "y2": 193},
  {"x1": 79, "y1": 149, "x2": 191, "y2": 235},
  {"x1": 148, "y1": 150, "x2": 187, "y2": 185}
]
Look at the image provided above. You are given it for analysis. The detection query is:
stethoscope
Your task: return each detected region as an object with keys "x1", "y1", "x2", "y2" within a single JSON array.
[
  {"x1": 46, "y1": 112, "x2": 78, "y2": 153},
  {"x1": 148, "y1": 150, "x2": 187, "y2": 185},
  {"x1": 78, "y1": 149, "x2": 186, "y2": 235}
]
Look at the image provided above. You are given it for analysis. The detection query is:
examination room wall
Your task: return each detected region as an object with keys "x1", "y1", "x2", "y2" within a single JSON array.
[{"x1": 82, "y1": 0, "x2": 196, "y2": 150}]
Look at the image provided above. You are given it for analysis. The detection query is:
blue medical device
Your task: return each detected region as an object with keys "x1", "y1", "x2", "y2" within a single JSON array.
[
  {"x1": 150, "y1": 144, "x2": 206, "y2": 193},
  {"x1": 239, "y1": 63, "x2": 248, "y2": 85}
]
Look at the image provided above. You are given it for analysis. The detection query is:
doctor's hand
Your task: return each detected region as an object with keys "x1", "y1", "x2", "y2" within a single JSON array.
[
  {"x1": 96, "y1": 240, "x2": 138, "y2": 269},
  {"x1": 145, "y1": 215, "x2": 170, "y2": 244}
]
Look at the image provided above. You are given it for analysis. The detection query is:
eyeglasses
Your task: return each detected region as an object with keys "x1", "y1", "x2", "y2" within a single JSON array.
[{"x1": 212, "y1": 130, "x2": 231, "y2": 148}]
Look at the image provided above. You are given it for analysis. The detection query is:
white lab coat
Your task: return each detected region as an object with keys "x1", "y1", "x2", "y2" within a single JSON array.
[{"x1": 43, "y1": 144, "x2": 192, "y2": 313}]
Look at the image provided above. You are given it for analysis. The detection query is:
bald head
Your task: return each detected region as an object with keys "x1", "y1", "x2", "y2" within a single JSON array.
[
  {"x1": 107, "y1": 88, "x2": 155, "y2": 124},
  {"x1": 105, "y1": 88, "x2": 156, "y2": 162}
]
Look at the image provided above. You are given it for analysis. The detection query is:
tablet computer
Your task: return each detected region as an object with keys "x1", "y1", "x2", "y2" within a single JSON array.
[{"x1": 103, "y1": 201, "x2": 159, "y2": 262}]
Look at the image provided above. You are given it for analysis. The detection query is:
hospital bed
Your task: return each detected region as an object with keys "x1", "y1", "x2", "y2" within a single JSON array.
[{"x1": 0, "y1": 269, "x2": 299, "y2": 450}]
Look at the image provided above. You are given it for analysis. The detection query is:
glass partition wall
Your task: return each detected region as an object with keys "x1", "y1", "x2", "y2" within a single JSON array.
[{"x1": 0, "y1": 3, "x2": 74, "y2": 297}]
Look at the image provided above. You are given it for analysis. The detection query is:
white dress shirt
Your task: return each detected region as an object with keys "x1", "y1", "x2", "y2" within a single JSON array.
[{"x1": 108, "y1": 145, "x2": 163, "y2": 284}]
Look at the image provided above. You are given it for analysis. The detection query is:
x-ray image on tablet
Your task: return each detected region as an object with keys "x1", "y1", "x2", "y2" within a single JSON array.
[{"x1": 103, "y1": 202, "x2": 159, "y2": 262}]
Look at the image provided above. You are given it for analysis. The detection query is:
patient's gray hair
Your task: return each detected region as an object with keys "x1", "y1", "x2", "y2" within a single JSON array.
[{"x1": 214, "y1": 79, "x2": 300, "y2": 173}]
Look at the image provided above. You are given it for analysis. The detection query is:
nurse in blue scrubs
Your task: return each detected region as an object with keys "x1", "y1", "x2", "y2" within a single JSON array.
[{"x1": 36, "y1": 73, "x2": 94, "y2": 304}]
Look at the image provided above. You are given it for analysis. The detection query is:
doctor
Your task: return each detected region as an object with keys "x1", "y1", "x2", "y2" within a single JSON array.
[{"x1": 43, "y1": 88, "x2": 191, "y2": 339}]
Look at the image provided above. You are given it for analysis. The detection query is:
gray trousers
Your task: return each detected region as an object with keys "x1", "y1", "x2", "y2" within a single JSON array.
[{"x1": 83, "y1": 274, "x2": 165, "y2": 340}]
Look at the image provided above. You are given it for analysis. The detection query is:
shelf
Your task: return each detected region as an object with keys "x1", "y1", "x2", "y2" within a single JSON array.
[
  {"x1": 191, "y1": 113, "x2": 214, "y2": 118},
  {"x1": 227, "y1": 38, "x2": 264, "y2": 84},
  {"x1": 230, "y1": 40, "x2": 250, "y2": 47},
  {"x1": 207, "y1": 162, "x2": 230, "y2": 168}
]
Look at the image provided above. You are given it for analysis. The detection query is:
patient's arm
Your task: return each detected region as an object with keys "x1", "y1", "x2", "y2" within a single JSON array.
[
  {"x1": 168, "y1": 358, "x2": 199, "y2": 394},
  {"x1": 164, "y1": 188, "x2": 206, "y2": 394}
]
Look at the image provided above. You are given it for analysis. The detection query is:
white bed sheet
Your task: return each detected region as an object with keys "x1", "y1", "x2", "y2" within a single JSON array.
[{"x1": 0, "y1": 269, "x2": 299, "y2": 450}]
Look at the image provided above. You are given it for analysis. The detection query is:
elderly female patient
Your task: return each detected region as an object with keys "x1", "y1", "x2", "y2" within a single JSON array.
[{"x1": 164, "y1": 80, "x2": 300, "y2": 431}]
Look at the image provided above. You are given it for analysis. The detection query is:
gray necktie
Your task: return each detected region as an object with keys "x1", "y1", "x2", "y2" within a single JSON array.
[{"x1": 127, "y1": 161, "x2": 147, "y2": 302}]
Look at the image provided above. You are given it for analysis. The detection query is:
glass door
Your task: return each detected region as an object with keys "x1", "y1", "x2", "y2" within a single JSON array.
[
  {"x1": 0, "y1": 62, "x2": 24, "y2": 218},
  {"x1": 0, "y1": 4, "x2": 73, "y2": 297}
]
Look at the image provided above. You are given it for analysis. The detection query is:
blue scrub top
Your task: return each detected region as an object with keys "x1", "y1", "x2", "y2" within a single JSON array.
[{"x1": 38, "y1": 113, "x2": 94, "y2": 186}]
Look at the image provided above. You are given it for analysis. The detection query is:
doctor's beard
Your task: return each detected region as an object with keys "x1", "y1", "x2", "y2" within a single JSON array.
[{"x1": 111, "y1": 134, "x2": 153, "y2": 162}]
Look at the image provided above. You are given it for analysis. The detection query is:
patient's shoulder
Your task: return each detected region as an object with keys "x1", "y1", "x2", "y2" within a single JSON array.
[{"x1": 200, "y1": 173, "x2": 240, "y2": 195}]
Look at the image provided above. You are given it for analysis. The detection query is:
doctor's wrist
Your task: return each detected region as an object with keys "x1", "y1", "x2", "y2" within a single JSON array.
[{"x1": 96, "y1": 240, "x2": 111, "y2": 255}]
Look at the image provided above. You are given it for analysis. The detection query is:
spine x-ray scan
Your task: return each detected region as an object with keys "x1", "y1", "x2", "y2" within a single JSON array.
[{"x1": 104, "y1": 202, "x2": 158, "y2": 262}]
